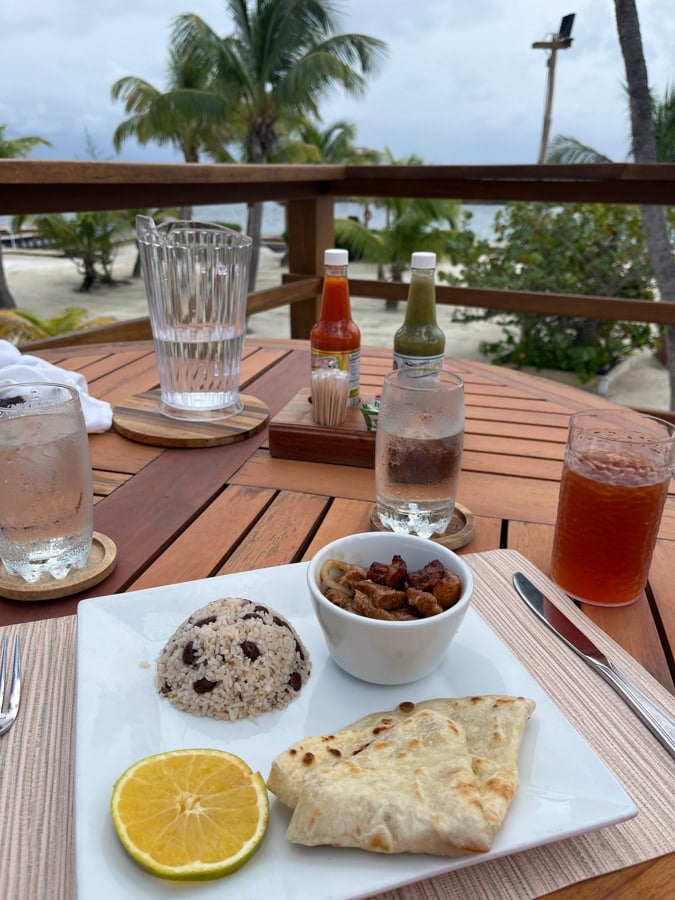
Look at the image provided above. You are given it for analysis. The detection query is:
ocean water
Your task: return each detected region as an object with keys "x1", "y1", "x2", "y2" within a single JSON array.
[
  {"x1": 192, "y1": 200, "x2": 499, "y2": 241},
  {"x1": 1, "y1": 201, "x2": 499, "y2": 242}
]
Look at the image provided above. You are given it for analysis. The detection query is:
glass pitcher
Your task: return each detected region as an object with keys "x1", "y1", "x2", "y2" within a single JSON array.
[{"x1": 136, "y1": 215, "x2": 252, "y2": 421}]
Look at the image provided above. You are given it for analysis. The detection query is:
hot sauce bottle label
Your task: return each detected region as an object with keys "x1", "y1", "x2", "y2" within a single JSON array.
[
  {"x1": 393, "y1": 352, "x2": 445, "y2": 371},
  {"x1": 311, "y1": 348, "x2": 360, "y2": 406}
]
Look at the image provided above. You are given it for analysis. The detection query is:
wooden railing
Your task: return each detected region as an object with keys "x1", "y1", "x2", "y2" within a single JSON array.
[{"x1": 2, "y1": 160, "x2": 675, "y2": 348}]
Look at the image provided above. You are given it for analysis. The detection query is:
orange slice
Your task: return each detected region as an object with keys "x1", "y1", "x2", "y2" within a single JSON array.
[{"x1": 110, "y1": 748, "x2": 269, "y2": 880}]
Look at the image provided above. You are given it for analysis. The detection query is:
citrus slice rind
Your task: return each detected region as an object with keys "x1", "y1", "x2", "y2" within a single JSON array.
[{"x1": 110, "y1": 748, "x2": 269, "y2": 881}]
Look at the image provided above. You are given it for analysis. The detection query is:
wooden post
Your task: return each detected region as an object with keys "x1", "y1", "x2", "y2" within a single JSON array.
[
  {"x1": 285, "y1": 197, "x2": 335, "y2": 339},
  {"x1": 538, "y1": 46, "x2": 559, "y2": 165},
  {"x1": 533, "y1": 17, "x2": 574, "y2": 165}
]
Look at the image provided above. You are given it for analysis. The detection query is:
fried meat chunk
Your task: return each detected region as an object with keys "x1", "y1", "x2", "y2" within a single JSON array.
[
  {"x1": 322, "y1": 554, "x2": 461, "y2": 620},
  {"x1": 407, "y1": 559, "x2": 461, "y2": 609},
  {"x1": 325, "y1": 588, "x2": 352, "y2": 609},
  {"x1": 354, "y1": 579, "x2": 406, "y2": 610},
  {"x1": 405, "y1": 587, "x2": 444, "y2": 617},
  {"x1": 407, "y1": 559, "x2": 446, "y2": 591},
  {"x1": 366, "y1": 554, "x2": 408, "y2": 589},
  {"x1": 431, "y1": 572, "x2": 462, "y2": 609},
  {"x1": 337, "y1": 566, "x2": 368, "y2": 593},
  {"x1": 351, "y1": 590, "x2": 418, "y2": 620}
]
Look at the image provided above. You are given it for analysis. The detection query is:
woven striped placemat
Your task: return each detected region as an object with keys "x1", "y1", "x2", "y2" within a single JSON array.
[{"x1": 1, "y1": 549, "x2": 673, "y2": 899}]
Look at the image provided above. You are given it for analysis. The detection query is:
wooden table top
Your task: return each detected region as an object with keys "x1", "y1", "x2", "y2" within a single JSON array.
[{"x1": 1, "y1": 338, "x2": 672, "y2": 898}]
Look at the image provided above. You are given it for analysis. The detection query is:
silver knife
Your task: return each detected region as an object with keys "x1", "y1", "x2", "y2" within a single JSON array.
[{"x1": 513, "y1": 572, "x2": 675, "y2": 760}]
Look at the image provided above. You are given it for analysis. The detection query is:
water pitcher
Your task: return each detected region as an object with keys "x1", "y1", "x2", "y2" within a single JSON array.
[{"x1": 136, "y1": 216, "x2": 252, "y2": 421}]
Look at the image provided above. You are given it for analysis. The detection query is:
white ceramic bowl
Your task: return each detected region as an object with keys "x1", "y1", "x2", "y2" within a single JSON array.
[{"x1": 306, "y1": 531, "x2": 473, "y2": 685}]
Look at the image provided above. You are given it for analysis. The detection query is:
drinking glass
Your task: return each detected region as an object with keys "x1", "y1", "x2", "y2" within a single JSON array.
[
  {"x1": 375, "y1": 366, "x2": 464, "y2": 538},
  {"x1": 551, "y1": 408, "x2": 675, "y2": 606},
  {"x1": 0, "y1": 382, "x2": 94, "y2": 582},
  {"x1": 136, "y1": 216, "x2": 252, "y2": 421}
]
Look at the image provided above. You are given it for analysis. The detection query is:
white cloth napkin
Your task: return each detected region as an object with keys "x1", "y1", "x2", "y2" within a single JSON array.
[{"x1": 0, "y1": 340, "x2": 113, "y2": 432}]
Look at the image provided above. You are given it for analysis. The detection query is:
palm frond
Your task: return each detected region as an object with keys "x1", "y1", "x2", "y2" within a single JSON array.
[
  {"x1": 0, "y1": 308, "x2": 46, "y2": 336},
  {"x1": 0, "y1": 126, "x2": 51, "y2": 158},
  {"x1": 0, "y1": 306, "x2": 120, "y2": 344},
  {"x1": 334, "y1": 218, "x2": 387, "y2": 263},
  {"x1": 652, "y1": 83, "x2": 675, "y2": 162},
  {"x1": 547, "y1": 135, "x2": 613, "y2": 164}
]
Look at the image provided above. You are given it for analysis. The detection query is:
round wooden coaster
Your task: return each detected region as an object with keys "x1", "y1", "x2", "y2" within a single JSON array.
[
  {"x1": 370, "y1": 502, "x2": 475, "y2": 549},
  {"x1": 0, "y1": 533, "x2": 117, "y2": 602},
  {"x1": 112, "y1": 390, "x2": 270, "y2": 448}
]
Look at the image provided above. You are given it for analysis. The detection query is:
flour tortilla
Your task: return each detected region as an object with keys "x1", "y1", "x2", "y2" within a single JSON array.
[{"x1": 267, "y1": 695, "x2": 535, "y2": 856}]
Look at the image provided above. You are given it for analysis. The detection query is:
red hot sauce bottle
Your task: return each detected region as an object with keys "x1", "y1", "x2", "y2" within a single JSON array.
[{"x1": 310, "y1": 249, "x2": 361, "y2": 406}]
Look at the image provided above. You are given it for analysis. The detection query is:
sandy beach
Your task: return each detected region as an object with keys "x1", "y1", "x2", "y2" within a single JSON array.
[{"x1": 3, "y1": 243, "x2": 670, "y2": 410}]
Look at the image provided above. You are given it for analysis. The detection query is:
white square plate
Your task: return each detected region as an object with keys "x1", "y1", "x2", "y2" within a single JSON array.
[{"x1": 75, "y1": 562, "x2": 636, "y2": 900}]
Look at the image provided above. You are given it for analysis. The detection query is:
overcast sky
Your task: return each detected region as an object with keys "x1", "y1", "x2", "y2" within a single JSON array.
[{"x1": 2, "y1": 0, "x2": 673, "y2": 166}]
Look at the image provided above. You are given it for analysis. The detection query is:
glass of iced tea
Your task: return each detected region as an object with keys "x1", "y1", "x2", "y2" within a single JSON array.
[
  {"x1": 375, "y1": 366, "x2": 464, "y2": 539},
  {"x1": 550, "y1": 408, "x2": 675, "y2": 606}
]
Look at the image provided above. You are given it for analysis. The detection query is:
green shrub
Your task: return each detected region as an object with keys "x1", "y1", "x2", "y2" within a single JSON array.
[{"x1": 441, "y1": 202, "x2": 664, "y2": 381}]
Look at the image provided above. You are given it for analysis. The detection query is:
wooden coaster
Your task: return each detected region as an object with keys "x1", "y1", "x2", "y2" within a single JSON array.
[
  {"x1": 112, "y1": 389, "x2": 269, "y2": 448},
  {"x1": 370, "y1": 502, "x2": 475, "y2": 549},
  {"x1": 0, "y1": 533, "x2": 117, "y2": 601}
]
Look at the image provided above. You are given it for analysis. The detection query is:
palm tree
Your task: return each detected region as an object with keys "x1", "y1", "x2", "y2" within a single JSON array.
[
  {"x1": 277, "y1": 117, "x2": 381, "y2": 248},
  {"x1": 0, "y1": 126, "x2": 51, "y2": 309},
  {"x1": 289, "y1": 118, "x2": 380, "y2": 164},
  {"x1": 615, "y1": 1, "x2": 675, "y2": 409},
  {"x1": 111, "y1": 39, "x2": 237, "y2": 220},
  {"x1": 172, "y1": 0, "x2": 388, "y2": 290},
  {"x1": 335, "y1": 193, "x2": 459, "y2": 277},
  {"x1": 16, "y1": 211, "x2": 131, "y2": 292},
  {"x1": 112, "y1": 45, "x2": 234, "y2": 166},
  {"x1": 334, "y1": 152, "x2": 459, "y2": 307}
]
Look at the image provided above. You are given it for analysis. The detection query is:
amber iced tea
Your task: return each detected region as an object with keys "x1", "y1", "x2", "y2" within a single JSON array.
[
  {"x1": 551, "y1": 453, "x2": 669, "y2": 605},
  {"x1": 550, "y1": 410, "x2": 674, "y2": 606}
]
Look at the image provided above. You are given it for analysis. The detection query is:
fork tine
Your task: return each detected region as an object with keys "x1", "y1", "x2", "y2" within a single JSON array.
[
  {"x1": 9, "y1": 635, "x2": 21, "y2": 715},
  {"x1": 0, "y1": 636, "x2": 6, "y2": 712},
  {"x1": 0, "y1": 635, "x2": 20, "y2": 734}
]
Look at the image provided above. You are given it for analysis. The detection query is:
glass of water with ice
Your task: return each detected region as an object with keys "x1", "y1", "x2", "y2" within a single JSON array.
[
  {"x1": 0, "y1": 382, "x2": 94, "y2": 582},
  {"x1": 136, "y1": 215, "x2": 253, "y2": 421},
  {"x1": 375, "y1": 366, "x2": 464, "y2": 538}
]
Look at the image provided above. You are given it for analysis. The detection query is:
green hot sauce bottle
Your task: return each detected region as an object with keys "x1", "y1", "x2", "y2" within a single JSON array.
[{"x1": 393, "y1": 252, "x2": 446, "y2": 370}]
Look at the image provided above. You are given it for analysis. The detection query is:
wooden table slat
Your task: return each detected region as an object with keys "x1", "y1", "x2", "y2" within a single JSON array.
[
  {"x1": 462, "y1": 448, "x2": 562, "y2": 481},
  {"x1": 128, "y1": 483, "x2": 277, "y2": 592},
  {"x1": 217, "y1": 489, "x2": 331, "y2": 574},
  {"x1": 89, "y1": 428, "x2": 163, "y2": 474},
  {"x1": 92, "y1": 469, "x2": 132, "y2": 496},
  {"x1": 464, "y1": 432, "x2": 565, "y2": 460},
  {"x1": 649, "y1": 541, "x2": 675, "y2": 665}
]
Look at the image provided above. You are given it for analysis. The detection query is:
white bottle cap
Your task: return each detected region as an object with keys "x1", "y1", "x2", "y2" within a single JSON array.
[
  {"x1": 411, "y1": 251, "x2": 436, "y2": 269},
  {"x1": 324, "y1": 248, "x2": 348, "y2": 266}
]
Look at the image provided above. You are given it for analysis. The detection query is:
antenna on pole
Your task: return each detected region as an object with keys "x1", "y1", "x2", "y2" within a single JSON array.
[{"x1": 532, "y1": 14, "x2": 575, "y2": 164}]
